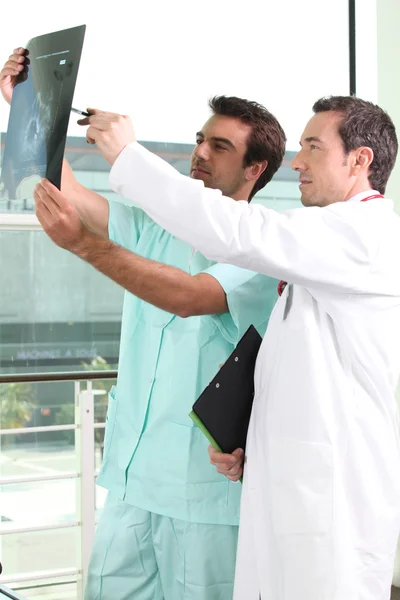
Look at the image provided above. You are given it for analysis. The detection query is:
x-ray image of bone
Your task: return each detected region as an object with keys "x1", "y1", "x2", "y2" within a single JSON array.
[
  {"x1": 20, "y1": 88, "x2": 53, "y2": 164},
  {"x1": 0, "y1": 25, "x2": 86, "y2": 208},
  {"x1": 0, "y1": 75, "x2": 53, "y2": 203}
]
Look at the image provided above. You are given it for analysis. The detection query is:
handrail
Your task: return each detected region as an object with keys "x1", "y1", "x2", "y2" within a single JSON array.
[
  {"x1": 0, "y1": 472, "x2": 79, "y2": 486},
  {"x1": 0, "y1": 522, "x2": 79, "y2": 536},
  {"x1": 0, "y1": 568, "x2": 79, "y2": 586},
  {"x1": 0, "y1": 370, "x2": 118, "y2": 384},
  {"x1": 0, "y1": 424, "x2": 77, "y2": 436}
]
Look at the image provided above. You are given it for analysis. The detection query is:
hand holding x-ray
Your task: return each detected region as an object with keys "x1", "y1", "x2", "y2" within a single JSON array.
[
  {"x1": 0, "y1": 47, "x2": 30, "y2": 105},
  {"x1": 77, "y1": 109, "x2": 136, "y2": 165},
  {"x1": 0, "y1": 26, "x2": 86, "y2": 206}
]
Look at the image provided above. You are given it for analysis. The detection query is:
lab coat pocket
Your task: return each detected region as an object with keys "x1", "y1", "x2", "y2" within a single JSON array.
[
  {"x1": 270, "y1": 437, "x2": 333, "y2": 536},
  {"x1": 102, "y1": 385, "x2": 118, "y2": 461}
]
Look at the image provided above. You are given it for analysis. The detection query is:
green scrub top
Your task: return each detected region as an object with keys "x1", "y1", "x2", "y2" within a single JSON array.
[{"x1": 97, "y1": 200, "x2": 278, "y2": 525}]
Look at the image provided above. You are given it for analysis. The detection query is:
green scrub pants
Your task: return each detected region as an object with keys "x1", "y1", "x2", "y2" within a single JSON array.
[{"x1": 84, "y1": 492, "x2": 239, "y2": 600}]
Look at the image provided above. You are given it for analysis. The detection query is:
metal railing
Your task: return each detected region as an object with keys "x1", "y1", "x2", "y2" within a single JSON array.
[
  {"x1": 0, "y1": 371, "x2": 117, "y2": 384},
  {"x1": 0, "y1": 370, "x2": 117, "y2": 599}
]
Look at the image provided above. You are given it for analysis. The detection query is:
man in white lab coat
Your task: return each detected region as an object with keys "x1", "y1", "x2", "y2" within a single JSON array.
[{"x1": 34, "y1": 96, "x2": 400, "y2": 600}]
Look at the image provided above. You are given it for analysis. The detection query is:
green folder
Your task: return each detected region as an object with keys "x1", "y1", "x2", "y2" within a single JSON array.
[
  {"x1": 189, "y1": 409, "x2": 223, "y2": 453},
  {"x1": 190, "y1": 408, "x2": 242, "y2": 483}
]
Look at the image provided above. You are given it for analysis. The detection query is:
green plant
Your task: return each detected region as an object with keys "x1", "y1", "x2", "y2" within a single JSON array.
[
  {"x1": 0, "y1": 382, "x2": 36, "y2": 433},
  {"x1": 54, "y1": 403, "x2": 75, "y2": 445}
]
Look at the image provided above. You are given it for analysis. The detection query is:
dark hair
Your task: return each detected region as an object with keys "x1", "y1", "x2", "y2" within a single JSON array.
[
  {"x1": 209, "y1": 95, "x2": 286, "y2": 200},
  {"x1": 313, "y1": 95, "x2": 398, "y2": 194}
]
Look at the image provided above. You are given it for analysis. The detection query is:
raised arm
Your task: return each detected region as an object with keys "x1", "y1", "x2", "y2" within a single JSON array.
[
  {"x1": 109, "y1": 142, "x2": 389, "y2": 295},
  {"x1": 33, "y1": 179, "x2": 228, "y2": 317},
  {"x1": 74, "y1": 237, "x2": 228, "y2": 317},
  {"x1": 0, "y1": 48, "x2": 109, "y2": 238},
  {"x1": 61, "y1": 160, "x2": 109, "y2": 238}
]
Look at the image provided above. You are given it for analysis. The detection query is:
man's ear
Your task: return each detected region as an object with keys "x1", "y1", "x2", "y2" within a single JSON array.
[
  {"x1": 351, "y1": 146, "x2": 374, "y2": 175},
  {"x1": 245, "y1": 160, "x2": 268, "y2": 182}
]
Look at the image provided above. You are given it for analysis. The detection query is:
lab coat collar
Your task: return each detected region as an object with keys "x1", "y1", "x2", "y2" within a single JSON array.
[{"x1": 346, "y1": 189, "x2": 381, "y2": 203}]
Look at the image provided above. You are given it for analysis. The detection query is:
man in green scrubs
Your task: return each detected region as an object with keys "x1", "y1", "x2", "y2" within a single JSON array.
[{"x1": 1, "y1": 50, "x2": 286, "y2": 600}]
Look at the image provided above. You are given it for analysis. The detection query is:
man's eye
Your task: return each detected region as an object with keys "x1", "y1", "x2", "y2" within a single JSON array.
[
  {"x1": 215, "y1": 144, "x2": 226, "y2": 150},
  {"x1": 310, "y1": 144, "x2": 318, "y2": 150},
  {"x1": 196, "y1": 139, "x2": 202, "y2": 145}
]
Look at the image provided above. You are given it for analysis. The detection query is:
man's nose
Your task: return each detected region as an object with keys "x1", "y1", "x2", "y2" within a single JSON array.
[
  {"x1": 291, "y1": 150, "x2": 307, "y2": 172},
  {"x1": 193, "y1": 142, "x2": 210, "y2": 161}
]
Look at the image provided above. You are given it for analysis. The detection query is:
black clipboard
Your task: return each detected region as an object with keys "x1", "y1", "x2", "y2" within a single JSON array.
[
  {"x1": 0, "y1": 24, "x2": 86, "y2": 203},
  {"x1": 189, "y1": 325, "x2": 262, "y2": 455}
]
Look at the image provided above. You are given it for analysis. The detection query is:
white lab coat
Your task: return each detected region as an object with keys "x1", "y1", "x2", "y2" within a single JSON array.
[{"x1": 110, "y1": 142, "x2": 400, "y2": 600}]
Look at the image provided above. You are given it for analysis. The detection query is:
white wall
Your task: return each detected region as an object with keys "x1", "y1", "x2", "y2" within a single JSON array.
[
  {"x1": 374, "y1": 0, "x2": 400, "y2": 587},
  {"x1": 376, "y1": 0, "x2": 400, "y2": 214}
]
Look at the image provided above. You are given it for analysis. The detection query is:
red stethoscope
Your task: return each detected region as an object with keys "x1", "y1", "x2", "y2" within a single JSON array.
[{"x1": 277, "y1": 193, "x2": 384, "y2": 296}]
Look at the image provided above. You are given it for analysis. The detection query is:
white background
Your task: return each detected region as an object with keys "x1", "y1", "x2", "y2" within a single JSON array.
[{"x1": 0, "y1": 0, "x2": 351, "y2": 150}]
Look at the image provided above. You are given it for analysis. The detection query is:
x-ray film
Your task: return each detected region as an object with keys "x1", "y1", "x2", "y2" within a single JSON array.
[{"x1": 0, "y1": 25, "x2": 86, "y2": 205}]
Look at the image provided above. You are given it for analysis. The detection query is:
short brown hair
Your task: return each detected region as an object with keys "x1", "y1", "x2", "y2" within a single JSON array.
[
  {"x1": 313, "y1": 96, "x2": 398, "y2": 194},
  {"x1": 209, "y1": 96, "x2": 286, "y2": 200}
]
